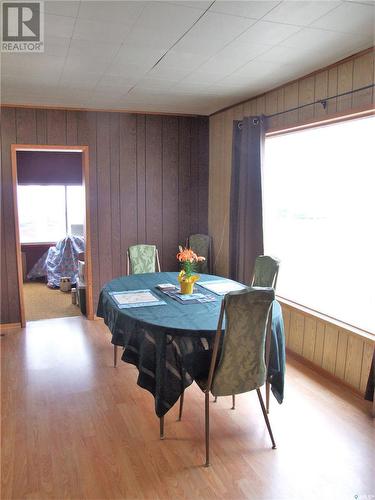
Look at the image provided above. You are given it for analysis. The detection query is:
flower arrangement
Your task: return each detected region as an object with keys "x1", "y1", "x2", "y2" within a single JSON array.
[{"x1": 176, "y1": 246, "x2": 205, "y2": 294}]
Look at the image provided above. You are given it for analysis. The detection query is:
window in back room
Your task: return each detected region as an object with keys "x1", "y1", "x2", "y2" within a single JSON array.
[{"x1": 263, "y1": 114, "x2": 375, "y2": 333}]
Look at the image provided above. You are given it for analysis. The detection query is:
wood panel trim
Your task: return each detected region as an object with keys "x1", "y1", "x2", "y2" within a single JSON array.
[
  {"x1": 210, "y1": 46, "x2": 375, "y2": 117},
  {"x1": 286, "y1": 348, "x2": 365, "y2": 399},
  {"x1": 266, "y1": 104, "x2": 375, "y2": 135},
  {"x1": 1, "y1": 104, "x2": 203, "y2": 118},
  {"x1": 10, "y1": 146, "x2": 26, "y2": 327},
  {"x1": 278, "y1": 296, "x2": 374, "y2": 341},
  {"x1": 10, "y1": 144, "x2": 94, "y2": 324}
]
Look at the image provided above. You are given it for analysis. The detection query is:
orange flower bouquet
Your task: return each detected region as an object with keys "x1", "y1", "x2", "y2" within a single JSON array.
[{"x1": 176, "y1": 246, "x2": 205, "y2": 294}]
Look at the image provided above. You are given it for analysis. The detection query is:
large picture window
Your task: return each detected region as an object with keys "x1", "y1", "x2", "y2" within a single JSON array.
[
  {"x1": 263, "y1": 115, "x2": 374, "y2": 333},
  {"x1": 18, "y1": 185, "x2": 85, "y2": 244}
]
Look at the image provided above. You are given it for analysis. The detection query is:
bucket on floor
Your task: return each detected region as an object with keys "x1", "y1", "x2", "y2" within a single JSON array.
[
  {"x1": 71, "y1": 287, "x2": 77, "y2": 305},
  {"x1": 60, "y1": 277, "x2": 71, "y2": 293}
]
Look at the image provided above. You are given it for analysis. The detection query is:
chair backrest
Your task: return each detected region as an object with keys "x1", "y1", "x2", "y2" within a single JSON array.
[
  {"x1": 251, "y1": 255, "x2": 280, "y2": 289},
  {"x1": 127, "y1": 245, "x2": 160, "y2": 275},
  {"x1": 210, "y1": 288, "x2": 275, "y2": 397},
  {"x1": 188, "y1": 234, "x2": 211, "y2": 274}
]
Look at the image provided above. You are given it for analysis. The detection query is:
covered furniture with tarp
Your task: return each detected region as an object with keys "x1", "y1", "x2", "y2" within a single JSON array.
[{"x1": 27, "y1": 235, "x2": 85, "y2": 288}]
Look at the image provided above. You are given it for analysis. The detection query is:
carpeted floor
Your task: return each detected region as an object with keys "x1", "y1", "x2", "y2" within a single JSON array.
[{"x1": 23, "y1": 281, "x2": 81, "y2": 321}]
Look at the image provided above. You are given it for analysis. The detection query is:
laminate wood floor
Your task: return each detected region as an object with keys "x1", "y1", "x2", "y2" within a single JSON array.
[{"x1": 1, "y1": 317, "x2": 374, "y2": 500}]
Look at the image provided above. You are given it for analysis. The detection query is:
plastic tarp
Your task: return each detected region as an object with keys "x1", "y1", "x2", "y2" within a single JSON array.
[{"x1": 27, "y1": 235, "x2": 85, "y2": 288}]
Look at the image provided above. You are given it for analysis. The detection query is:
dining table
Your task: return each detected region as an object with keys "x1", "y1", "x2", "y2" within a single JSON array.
[{"x1": 97, "y1": 272, "x2": 285, "y2": 419}]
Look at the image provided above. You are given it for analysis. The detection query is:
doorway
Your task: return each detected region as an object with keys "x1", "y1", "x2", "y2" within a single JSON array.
[{"x1": 11, "y1": 145, "x2": 94, "y2": 326}]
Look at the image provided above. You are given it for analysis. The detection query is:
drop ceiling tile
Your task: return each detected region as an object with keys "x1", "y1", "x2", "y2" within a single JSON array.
[
  {"x1": 235, "y1": 20, "x2": 301, "y2": 47},
  {"x1": 44, "y1": 1, "x2": 80, "y2": 18},
  {"x1": 182, "y1": 70, "x2": 224, "y2": 85},
  {"x1": 68, "y1": 38, "x2": 121, "y2": 62},
  {"x1": 63, "y1": 54, "x2": 109, "y2": 75},
  {"x1": 73, "y1": 18, "x2": 133, "y2": 43},
  {"x1": 311, "y1": 2, "x2": 375, "y2": 35},
  {"x1": 123, "y1": 2, "x2": 204, "y2": 50},
  {"x1": 104, "y1": 62, "x2": 149, "y2": 79},
  {"x1": 135, "y1": 77, "x2": 179, "y2": 90},
  {"x1": 173, "y1": 12, "x2": 257, "y2": 55},
  {"x1": 43, "y1": 35, "x2": 71, "y2": 57},
  {"x1": 2, "y1": 53, "x2": 66, "y2": 74},
  {"x1": 148, "y1": 50, "x2": 209, "y2": 79},
  {"x1": 263, "y1": 1, "x2": 340, "y2": 26},
  {"x1": 95, "y1": 75, "x2": 138, "y2": 94},
  {"x1": 168, "y1": 2, "x2": 213, "y2": 11},
  {"x1": 280, "y1": 26, "x2": 372, "y2": 55},
  {"x1": 198, "y1": 41, "x2": 271, "y2": 75},
  {"x1": 210, "y1": 1, "x2": 280, "y2": 20},
  {"x1": 59, "y1": 72, "x2": 102, "y2": 91},
  {"x1": 77, "y1": 1, "x2": 145, "y2": 24},
  {"x1": 112, "y1": 46, "x2": 165, "y2": 68},
  {"x1": 45, "y1": 13, "x2": 76, "y2": 38}
]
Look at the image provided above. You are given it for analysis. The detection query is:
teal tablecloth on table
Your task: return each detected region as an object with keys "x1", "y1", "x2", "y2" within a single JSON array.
[{"x1": 97, "y1": 272, "x2": 285, "y2": 417}]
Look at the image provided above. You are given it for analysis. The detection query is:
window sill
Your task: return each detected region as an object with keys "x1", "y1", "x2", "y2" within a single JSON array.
[{"x1": 277, "y1": 296, "x2": 375, "y2": 342}]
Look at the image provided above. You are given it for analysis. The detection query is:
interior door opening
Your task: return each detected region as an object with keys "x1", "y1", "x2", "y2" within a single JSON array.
[{"x1": 11, "y1": 145, "x2": 93, "y2": 326}]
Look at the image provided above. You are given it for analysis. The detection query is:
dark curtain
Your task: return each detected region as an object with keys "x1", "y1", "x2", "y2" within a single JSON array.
[{"x1": 229, "y1": 116, "x2": 266, "y2": 284}]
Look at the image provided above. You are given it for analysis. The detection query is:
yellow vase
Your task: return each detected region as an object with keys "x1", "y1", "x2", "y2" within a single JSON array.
[
  {"x1": 180, "y1": 280, "x2": 195, "y2": 295},
  {"x1": 178, "y1": 270, "x2": 200, "y2": 294}
]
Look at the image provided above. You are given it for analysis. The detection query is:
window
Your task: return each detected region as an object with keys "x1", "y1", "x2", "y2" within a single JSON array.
[
  {"x1": 263, "y1": 115, "x2": 375, "y2": 333},
  {"x1": 18, "y1": 185, "x2": 85, "y2": 244}
]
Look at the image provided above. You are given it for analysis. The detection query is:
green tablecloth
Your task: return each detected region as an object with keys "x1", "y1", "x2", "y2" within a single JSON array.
[{"x1": 97, "y1": 272, "x2": 285, "y2": 417}]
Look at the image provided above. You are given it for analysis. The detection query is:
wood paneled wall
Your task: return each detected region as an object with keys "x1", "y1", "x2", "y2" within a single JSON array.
[
  {"x1": 0, "y1": 108, "x2": 209, "y2": 324},
  {"x1": 282, "y1": 304, "x2": 374, "y2": 394},
  {"x1": 209, "y1": 48, "x2": 375, "y2": 394}
]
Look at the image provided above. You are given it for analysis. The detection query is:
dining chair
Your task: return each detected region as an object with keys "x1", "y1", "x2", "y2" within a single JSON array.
[
  {"x1": 127, "y1": 244, "x2": 161, "y2": 275},
  {"x1": 189, "y1": 287, "x2": 276, "y2": 466},
  {"x1": 251, "y1": 255, "x2": 280, "y2": 289},
  {"x1": 187, "y1": 234, "x2": 212, "y2": 274},
  {"x1": 252, "y1": 255, "x2": 280, "y2": 413},
  {"x1": 114, "y1": 244, "x2": 161, "y2": 367},
  {"x1": 213, "y1": 255, "x2": 280, "y2": 411}
]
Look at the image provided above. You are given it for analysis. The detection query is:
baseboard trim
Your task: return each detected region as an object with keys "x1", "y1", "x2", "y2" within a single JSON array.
[{"x1": 286, "y1": 348, "x2": 364, "y2": 398}]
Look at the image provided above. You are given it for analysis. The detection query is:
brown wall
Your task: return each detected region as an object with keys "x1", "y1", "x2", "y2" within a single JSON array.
[{"x1": 1, "y1": 108, "x2": 209, "y2": 324}]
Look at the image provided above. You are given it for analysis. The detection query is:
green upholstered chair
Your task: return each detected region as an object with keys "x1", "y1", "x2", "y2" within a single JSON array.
[
  {"x1": 127, "y1": 244, "x2": 161, "y2": 275},
  {"x1": 251, "y1": 255, "x2": 280, "y2": 412},
  {"x1": 113, "y1": 244, "x2": 161, "y2": 367},
  {"x1": 187, "y1": 234, "x2": 211, "y2": 274},
  {"x1": 251, "y1": 255, "x2": 280, "y2": 289},
  {"x1": 201, "y1": 287, "x2": 276, "y2": 466}
]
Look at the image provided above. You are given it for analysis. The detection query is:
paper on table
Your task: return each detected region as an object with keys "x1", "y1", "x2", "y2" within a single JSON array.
[
  {"x1": 109, "y1": 289, "x2": 166, "y2": 308},
  {"x1": 198, "y1": 280, "x2": 247, "y2": 295}
]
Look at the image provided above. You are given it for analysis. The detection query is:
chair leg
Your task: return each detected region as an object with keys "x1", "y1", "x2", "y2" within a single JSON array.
[
  {"x1": 231, "y1": 394, "x2": 236, "y2": 410},
  {"x1": 178, "y1": 391, "x2": 184, "y2": 421},
  {"x1": 266, "y1": 382, "x2": 270, "y2": 414},
  {"x1": 256, "y1": 388, "x2": 276, "y2": 449},
  {"x1": 205, "y1": 392, "x2": 210, "y2": 467},
  {"x1": 114, "y1": 345, "x2": 118, "y2": 367},
  {"x1": 160, "y1": 416, "x2": 164, "y2": 440}
]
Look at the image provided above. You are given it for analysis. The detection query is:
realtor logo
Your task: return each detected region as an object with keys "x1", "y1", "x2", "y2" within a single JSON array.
[{"x1": 1, "y1": 1, "x2": 44, "y2": 52}]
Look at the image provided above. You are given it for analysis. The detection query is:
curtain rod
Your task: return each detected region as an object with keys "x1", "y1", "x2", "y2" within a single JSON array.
[{"x1": 238, "y1": 84, "x2": 375, "y2": 123}]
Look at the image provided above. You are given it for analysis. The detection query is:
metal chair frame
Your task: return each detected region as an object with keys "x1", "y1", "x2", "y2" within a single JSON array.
[{"x1": 160, "y1": 292, "x2": 277, "y2": 466}]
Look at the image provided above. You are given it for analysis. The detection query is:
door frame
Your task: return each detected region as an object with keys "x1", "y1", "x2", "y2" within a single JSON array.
[{"x1": 11, "y1": 144, "x2": 94, "y2": 326}]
